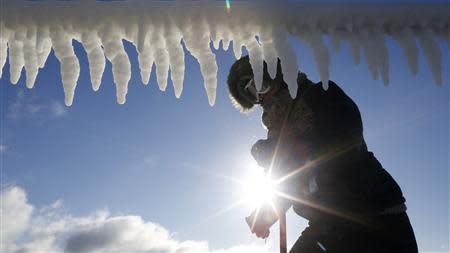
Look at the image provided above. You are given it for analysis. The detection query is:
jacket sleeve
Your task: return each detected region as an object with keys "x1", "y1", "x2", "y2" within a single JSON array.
[{"x1": 296, "y1": 152, "x2": 406, "y2": 225}]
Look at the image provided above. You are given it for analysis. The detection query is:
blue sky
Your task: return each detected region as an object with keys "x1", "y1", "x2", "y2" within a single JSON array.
[{"x1": 1, "y1": 1, "x2": 449, "y2": 253}]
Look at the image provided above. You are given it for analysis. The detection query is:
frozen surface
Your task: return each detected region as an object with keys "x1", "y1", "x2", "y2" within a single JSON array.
[{"x1": 0, "y1": 1, "x2": 448, "y2": 106}]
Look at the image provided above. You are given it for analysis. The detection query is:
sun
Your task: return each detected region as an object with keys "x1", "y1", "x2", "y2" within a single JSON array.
[
  {"x1": 225, "y1": 0, "x2": 231, "y2": 10},
  {"x1": 242, "y1": 161, "x2": 276, "y2": 209},
  {"x1": 189, "y1": 157, "x2": 280, "y2": 227},
  {"x1": 244, "y1": 174, "x2": 276, "y2": 208}
]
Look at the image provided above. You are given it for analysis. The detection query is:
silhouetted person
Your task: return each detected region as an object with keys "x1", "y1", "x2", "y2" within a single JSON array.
[{"x1": 227, "y1": 56, "x2": 418, "y2": 253}]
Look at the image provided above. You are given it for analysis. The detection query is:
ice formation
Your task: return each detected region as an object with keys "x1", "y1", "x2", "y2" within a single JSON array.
[{"x1": 0, "y1": 1, "x2": 448, "y2": 106}]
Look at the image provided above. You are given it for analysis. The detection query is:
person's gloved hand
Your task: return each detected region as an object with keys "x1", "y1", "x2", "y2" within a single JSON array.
[
  {"x1": 246, "y1": 216, "x2": 270, "y2": 239},
  {"x1": 246, "y1": 214, "x2": 270, "y2": 239},
  {"x1": 245, "y1": 205, "x2": 279, "y2": 239},
  {"x1": 251, "y1": 137, "x2": 306, "y2": 176},
  {"x1": 251, "y1": 139, "x2": 276, "y2": 169}
]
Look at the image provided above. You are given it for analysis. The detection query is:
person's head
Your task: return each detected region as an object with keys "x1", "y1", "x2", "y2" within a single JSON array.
[
  {"x1": 227, "y1": 56, "x2": 290, "y2": 111},
  {"x1": 227, "y1": 56, "x2": 311, "y2": 138}
]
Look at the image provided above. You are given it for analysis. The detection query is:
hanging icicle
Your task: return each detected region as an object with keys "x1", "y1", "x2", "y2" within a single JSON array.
[{"x1": 1, "y1": 1, "x2": 448, "y2": 106}]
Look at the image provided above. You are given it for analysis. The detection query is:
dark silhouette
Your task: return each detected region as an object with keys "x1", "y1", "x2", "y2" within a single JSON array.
[{"x1": 227, "y1": 56, "x2": 418, "y2": 253}]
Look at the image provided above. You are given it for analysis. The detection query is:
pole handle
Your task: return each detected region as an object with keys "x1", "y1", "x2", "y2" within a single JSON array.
[{"x1": 279, "y1": 211, "x2": 287, "y2": 253}]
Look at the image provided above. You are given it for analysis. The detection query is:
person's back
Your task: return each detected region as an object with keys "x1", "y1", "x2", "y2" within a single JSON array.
[{"x1": 227, "y1": 56, "x2": 418, "y2": 253}]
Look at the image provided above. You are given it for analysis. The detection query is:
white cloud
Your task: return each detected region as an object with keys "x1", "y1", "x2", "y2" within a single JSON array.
[
  {"x1": 6, "y1": 90, "x2": 67, "y2": 121},
  {"x1": 7, "y1": 90, "x2": 26, "y2": 120},
  {"x1": 0, "y1": 186, "x2": 274, "y2": 253},
  {"x1": 0, "y1": 144, "x2": 7, "y2": 153},
  {"x1": 50, "y1": 101, "x2": 67, "y2": 118},
  {"x1": 26, "y1": 103, "x2": 43, "y2": 115},
  {"x1": 0, "y1": 186, "x2": 34, "y2": 253}
]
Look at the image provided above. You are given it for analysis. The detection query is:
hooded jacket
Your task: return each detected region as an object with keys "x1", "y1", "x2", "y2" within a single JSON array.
[{"x1": 253, "y1": 77, "x2": 407, "y2": 227}]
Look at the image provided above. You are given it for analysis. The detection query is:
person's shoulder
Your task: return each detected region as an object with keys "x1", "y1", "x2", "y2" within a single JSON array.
[
  {"x1": 316, "y1": 80, "x2": 343, "y2": 94},
  {"x1": 314, "y1": 80, "x2": 355, "y2": 104},
  {"x1": 298, "y1": 80, "x2": 341, "y2": 101}
]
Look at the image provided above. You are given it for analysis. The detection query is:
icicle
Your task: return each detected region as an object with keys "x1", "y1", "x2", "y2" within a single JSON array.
[
  {"x1": 35, "y1": 25, "x2": 48, "y2": 53},
  {"x1": 23, "y1": 39, "x2": 38, "y2": 88},
  {"x1": 99, "y1": 25, "x2": 131, "y2": 104},
  {"x1": 222, "y1": 29, "x2": 231, "y2": 51},
  {"x1": 183, "y1": 19, "x2": 218, "y2": 106},
  {"x1": 137, "y1": 22, "x2": 149, "y2": 54},
  {"x1": 418, "y1": 28, "x2": 442, "y2": 85},
  {"x1": 164, "y1": 23, "x2": 185, "y2": 98},
  {"x1": 210, "y1": 22, "x2": 221, "y2": 51},
  {"x1": 22, "y1": 22, "x2": 40, "y2": 88},
  {"x1": 440, "y1": 20, "x2": 450, "y2": 49},
  {"x1": 0, "y1": 38, "x2": 7, "y2": 79},
  {"x1": 1, "y1": 1, "x2": 447, "y2": 105},
  {"x1": 8, "y1": 34, "x2": 25, "y2": 85},
  {"x1": 137, "y1": 43, "x2": 154, "y2": 86},
  {"x1": 49, "y1": 25, "x2": 80, "y2": 106},
  {"x1": 349, "y1": 34, "x2": 361, "y2": 66},
  {"x1": 0, "y1": 22, "x2": 9, "y2": 79},
  {"x1": 260, "y1": 27, "x2": 279, "y2": 79},
  {"x1": 298, "y1": 31, "x2": 330, "y2": 89},
  {"x1": 212, "y1": 37, "x2": 221, "y2": 51},
  {"x1": 36, "y1": 25, "x2": 51, "y2": 69},
  {"x1": 329, "y1": 30, "x2": 341, "y2": 53},
  {"x1": 132, "y1": 22, "x2": 154, "y2": 86},
  {"x1": 232, "y1": 35, "x2": 244, "y2": 60},
  {"x1": 273, "y1": 27, "x2": 298, "y2": 96},
  {"x1": 392, "y1": 29, "x2": 419, "y2": 75},
  {"x1": 151, "y1": 24, "x2": 170, "y2": 92},
  {"x1": 246, "y1": 39, "x2": 264, "y2": 92},
  {"x1": 363, "y1": 46, "x2": 378, "y2": 81},
  {"x1": 81, "y1": 32, "x2": 105, "y2": 91},
  {"x1": 329, "y1": 23, "x2": 348, "y2": 54},
  {"x1": 37, "y1": 39, "x2": 51, "y2": 69},
  {"x1": 360, "y1": 28, "x2": 383, "y2": 82},
  {"x1": 372, "y1": 29, "x2": 389, "y2": 86}
]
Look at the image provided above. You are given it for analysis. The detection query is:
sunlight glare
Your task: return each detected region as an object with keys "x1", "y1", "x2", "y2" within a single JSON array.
[{"x1": 243, "y1": 161, "x2": 276, "y2": 209}]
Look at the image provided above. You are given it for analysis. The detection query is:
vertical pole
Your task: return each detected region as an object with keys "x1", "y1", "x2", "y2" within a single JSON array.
[{"x1": 280, "y1": 211, "x2": 287, "y2": 253}]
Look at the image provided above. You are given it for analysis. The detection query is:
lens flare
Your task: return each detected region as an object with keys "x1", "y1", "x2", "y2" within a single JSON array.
[
  {"x1": 226, "y1": 0, "x2": 231, "y2": 10},
  {"x1": 242, "y1": 161, "x2": 276, "y2": 209},
  {"x1": 245, "y1": 175, "x2": 275, "y2": 207}
]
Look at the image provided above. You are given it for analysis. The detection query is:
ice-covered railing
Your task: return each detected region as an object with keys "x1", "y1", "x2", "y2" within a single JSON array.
[{"x1": 1, "y1": 1, "x2": 448, "y2": 106}]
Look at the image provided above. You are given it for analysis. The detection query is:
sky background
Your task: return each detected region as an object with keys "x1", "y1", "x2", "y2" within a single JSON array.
[{"x1": 1, "y1": 0, "x2": 449, "y2": 252}]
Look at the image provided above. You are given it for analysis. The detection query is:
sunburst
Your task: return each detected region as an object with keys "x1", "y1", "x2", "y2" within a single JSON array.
[{"x1": 226, "y1": 0, "x2": 231, "y2": 11}]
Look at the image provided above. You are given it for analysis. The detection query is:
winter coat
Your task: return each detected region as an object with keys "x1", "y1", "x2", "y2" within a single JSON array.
[
  {"x1": 253, "y1": 78, "x2": 407, "y2": 225},
  {"x1": 252, "y1": 77, "x2": 417, "y2": 252}
]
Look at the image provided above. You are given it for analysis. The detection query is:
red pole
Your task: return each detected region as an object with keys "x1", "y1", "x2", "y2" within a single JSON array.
[{"x1": 279, "y1": 211, "x2": 287, "y2": 253}]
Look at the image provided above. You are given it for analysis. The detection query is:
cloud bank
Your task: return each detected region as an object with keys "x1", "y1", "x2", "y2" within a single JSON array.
[
  {"x1": 0, "y1": 186, "x2": 273, "y2": 253},
  {"x1": 1, "y1": 1, "x2": 448, "y2": 106}
]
